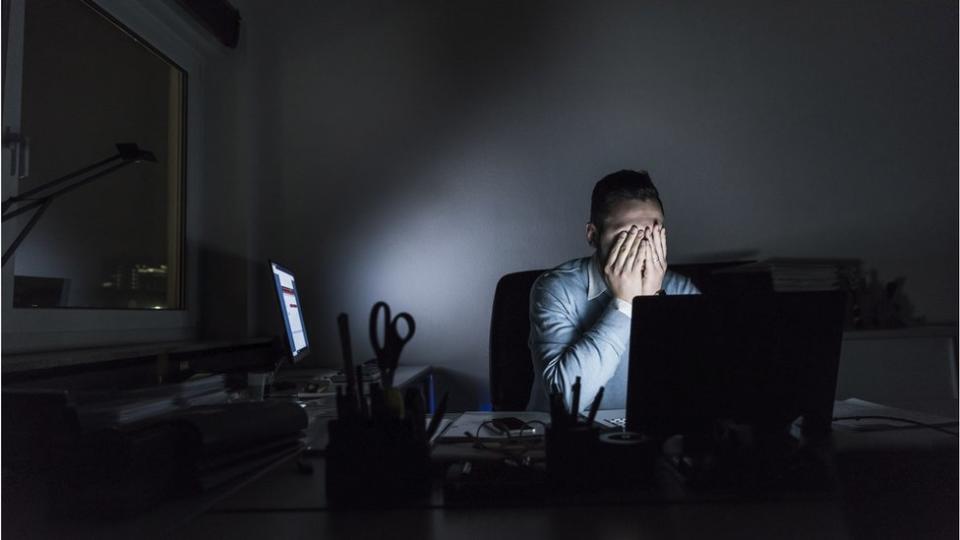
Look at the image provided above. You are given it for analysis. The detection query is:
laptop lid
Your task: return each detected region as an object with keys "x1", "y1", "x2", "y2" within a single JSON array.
[{"x1": 626, "y1": 291, "x2": 845, "y2": 437}]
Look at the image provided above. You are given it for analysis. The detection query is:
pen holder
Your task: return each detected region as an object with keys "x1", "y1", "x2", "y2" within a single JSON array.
[
  {"x1": 594, "y1": 431, "x2": 659, "y2": 487},
  {"x1": 325, "y1": 418, "x2": 431, "y2": 506},
  {"x1": 547, "y1": 426, "x2": 659, "y2": 491},
  {"x1": 545, "y1": 425, "x2": 601, "y2": 491}
]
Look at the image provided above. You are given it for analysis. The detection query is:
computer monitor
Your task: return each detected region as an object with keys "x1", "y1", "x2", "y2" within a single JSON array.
[
  {"x1": 626, "y1": 291, "x2": 845, "y2": 438},
  {"x1": 270, "y1": 261, "x2": 310, "y2": 363}
]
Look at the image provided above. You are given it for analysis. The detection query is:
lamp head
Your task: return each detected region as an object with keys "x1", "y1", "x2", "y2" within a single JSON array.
[{"x1": 116, "y1": 143, "x2": 157, "y2": 163}]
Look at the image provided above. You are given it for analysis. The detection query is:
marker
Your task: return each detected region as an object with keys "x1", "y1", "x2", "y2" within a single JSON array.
[
  {"x1": 426, "y1": 391, "x2": 449, "y2": 440},
  {"x1": 356, "y1": 365, "x2": 368, "y2": 419},
  {"x1": 337, "y1": 313, "x2": 357, "y2": 397},
  {"x1": 548, "y1": 385, "x2": 566, "y2": 428},
  {"x1": 586, "y1": 386, "x2": 604, "y2": 425},
  {"x1": 405, "y1": 388, "x2": 426, "y2": 441},
  {"x1": 571, "y1": 376, "x2": 582, "y2": 421}
]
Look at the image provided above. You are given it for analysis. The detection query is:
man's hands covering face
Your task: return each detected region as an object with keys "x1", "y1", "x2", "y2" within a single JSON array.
[
  {"x1": 603, "y1": 224, "x2": 668, "y2": 303},
  {"x1": 641, "y1": 223, "x2": 667, "y2": 296}
]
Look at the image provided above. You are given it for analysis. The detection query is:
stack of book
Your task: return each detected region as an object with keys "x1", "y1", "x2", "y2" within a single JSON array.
[
  {"x1": 6, "y1": 384, "x2": 308, "y2": 517},
  {"x1": 73, "y1": 374, "x2": 229, "y2": 429},
  {"x1": 714, "y1": 258, "x2": 861, "y2": 292},
  {"x1": 175, "y1": 374, "x2": 230, "y2": 407},
  {"x1": 55, "y1": 400, "x2": 307, "y2": 516}
]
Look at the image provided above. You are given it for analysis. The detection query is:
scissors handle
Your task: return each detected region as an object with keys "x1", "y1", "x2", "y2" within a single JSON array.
[
  {"x1": 391, "y1": 312, "x2": 415, "y2": 346},
  {"x1": 369, "y1": 301, "x2": 391, "y2": 357}
]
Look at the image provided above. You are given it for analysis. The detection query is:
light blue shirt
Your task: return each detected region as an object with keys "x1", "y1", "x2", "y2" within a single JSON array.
[{"x1": 526, "y1": 256, "x2": 700, "y2": 412}]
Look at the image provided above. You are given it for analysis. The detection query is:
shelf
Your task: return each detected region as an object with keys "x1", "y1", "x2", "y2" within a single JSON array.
[
  {"x1": 843, "y1": 325, "x2": 958, "y2": 341},
  {"x1": 1, "y1": 337, "x2": 274, "y2": 374}
]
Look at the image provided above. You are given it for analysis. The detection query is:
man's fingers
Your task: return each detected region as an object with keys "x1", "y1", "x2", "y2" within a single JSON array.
[
  {"x1": 650, "y1": 225, "x2": 665, "y2": 269},
  {"x1": 660, "y1": 227, "x2": 667, "y2": 265},
  {"x1": 636, "y1": 238, "x2": 650, "y2": 275},
  {"x1": 605, "y1": 230, "x2": 629, "y2": 270},
  {"x1": 624, "y1": 237, "x2": 643, "y2": 274},
  {"x1": 614, "y1": 230, "x2": 640, "y2": 274},
  {"x1": 615, "y1": 228, "x2": 641, "y2": 274}
]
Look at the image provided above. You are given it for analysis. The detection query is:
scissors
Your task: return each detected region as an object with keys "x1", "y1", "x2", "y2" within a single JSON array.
[{"x1": 369, "y1": 301, "x2": 415, "y2": 387}]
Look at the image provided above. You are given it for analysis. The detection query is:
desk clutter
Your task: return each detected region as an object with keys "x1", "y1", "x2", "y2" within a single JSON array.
[
  {"x1": 325, "y1": 308, "x2": 445, "y2": 505},
  {"x1": 438, "y1": 378, "x2": 838, "y2": 505},
  {"x1": 2, "y1": 385, "x2": 308, "y2": 518},
  {"x1": 545, "y1": 379, "x2": 658, "y2": 490}
]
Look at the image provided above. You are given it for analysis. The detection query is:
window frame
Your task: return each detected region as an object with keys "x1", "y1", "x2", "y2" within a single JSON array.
[{"x1": 2, "y1": 0, "x2": 212, "y2": 353}]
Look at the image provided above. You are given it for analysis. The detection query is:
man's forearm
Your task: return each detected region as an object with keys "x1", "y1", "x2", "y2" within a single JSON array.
[{"x1": 532, "y1": 300, "x2": 630, "y2": 412}]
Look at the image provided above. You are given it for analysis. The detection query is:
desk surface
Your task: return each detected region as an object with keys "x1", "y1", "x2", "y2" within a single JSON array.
[
  {"x1": 2, "y1": 365, "x2": 436, "y2": 540},
  {"x1": 175, "y1": 421, "x2": 958, "y2": 540}
]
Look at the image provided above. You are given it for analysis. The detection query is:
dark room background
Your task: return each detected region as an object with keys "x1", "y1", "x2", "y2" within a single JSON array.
[{"x1": 199, "y1": 0, "x2": 958, "y2": 410}]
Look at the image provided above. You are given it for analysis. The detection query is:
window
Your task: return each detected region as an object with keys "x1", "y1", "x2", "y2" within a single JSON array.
[
  {"x1": 3, "y1": 0, "x2": 206, "y2": 353},
  {"x1": 10, "y1": 0, "x2": 185, "y2": 310}
]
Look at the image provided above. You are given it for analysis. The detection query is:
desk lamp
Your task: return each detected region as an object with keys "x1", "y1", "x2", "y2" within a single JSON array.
[{"x1": 1, "y1": 143, "x2": 156, "y2": 266}]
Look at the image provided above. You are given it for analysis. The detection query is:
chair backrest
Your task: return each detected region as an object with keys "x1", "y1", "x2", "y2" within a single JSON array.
[
  {"x1": 487, "y1": 262, "x2": 757, "y2": 411},
  {"x1": 489, "y1": 270, "x2": 546, "y2": 411}
]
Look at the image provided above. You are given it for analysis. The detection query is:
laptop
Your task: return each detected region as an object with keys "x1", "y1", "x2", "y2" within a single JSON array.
[{"x1": 624, "y1": 291, "x2": 845, "y2": 438}]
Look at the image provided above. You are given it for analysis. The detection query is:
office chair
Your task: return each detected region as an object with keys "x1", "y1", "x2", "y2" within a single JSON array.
[
  {"x1": 488, "y1": 262, "x2": 756, "y2": 411},
  {"x1": 489, "y1": 270, "x2": 545, "y2": 411}
]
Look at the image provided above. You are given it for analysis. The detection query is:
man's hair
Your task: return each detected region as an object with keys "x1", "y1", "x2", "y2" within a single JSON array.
[{"x1": 589, "y1": 169, "x2": 664, "y2": 228}]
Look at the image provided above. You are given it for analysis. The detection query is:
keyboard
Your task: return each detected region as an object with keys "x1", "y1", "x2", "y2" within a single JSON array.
[{"x1": 603, "y1": 417, "x2": 626, "y2": 428}]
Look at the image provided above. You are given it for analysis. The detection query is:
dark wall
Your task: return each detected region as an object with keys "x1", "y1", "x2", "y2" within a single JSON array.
[{"x1": 203, "y1": 0, "x2": 958, "y2": 409}]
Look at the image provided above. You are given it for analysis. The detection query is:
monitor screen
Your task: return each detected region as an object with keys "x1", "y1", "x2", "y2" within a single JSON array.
[{"x1": 270, "y1": 261, "x2": 309, "y2": 362}]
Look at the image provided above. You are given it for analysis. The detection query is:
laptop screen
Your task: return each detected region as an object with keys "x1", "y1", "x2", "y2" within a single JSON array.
[{"x1": 270, "y1": 261, "x2": 309, "y2": 362}]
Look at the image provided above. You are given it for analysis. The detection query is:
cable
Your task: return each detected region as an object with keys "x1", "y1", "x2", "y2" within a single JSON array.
[
  {"x1": 832, "y1": 415, "x2": 959, "y2": 437},
  {"x1": 468, "y1": 420, "x2": 546, "y2": 465}
]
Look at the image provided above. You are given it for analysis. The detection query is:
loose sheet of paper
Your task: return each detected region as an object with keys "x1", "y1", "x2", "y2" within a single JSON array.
[
  {"x1": 438, "y1": 411, "x2": 551, "y2": 441},
  {"x1": 832, "y1": 398, "x2": 957, "y2": 432}
]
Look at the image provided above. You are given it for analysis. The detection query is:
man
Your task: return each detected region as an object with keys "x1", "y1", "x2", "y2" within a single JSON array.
[{"x1": 527, "y1": 170, "x2": 699, "y2": 412}]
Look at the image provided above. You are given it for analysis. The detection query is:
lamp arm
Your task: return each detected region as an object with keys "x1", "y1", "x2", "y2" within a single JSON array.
[
  {"x1": 2, "y1": 197, "x2": 47, "y2": 221},
  {"x1": 1, "y1": 161, "x2": 133, "y2": 222},
  {"x1": 1, "y1": 153, "x2": 121, "y2": 212},
  {"x1": 0, "y1": 145, "x2": 152, "y2": 266},
  {"x1": 2, "y1": 198, "x2": 52, "y2": 266}
]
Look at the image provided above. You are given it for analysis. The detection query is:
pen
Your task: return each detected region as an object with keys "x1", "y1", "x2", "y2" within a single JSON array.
[
  {"x1": 337, "y1": 313, "x2": 357, "y2": 397},
  {"x1": 335, "y1": 384, "x2": 345, "y2": 419},
  {"x1": 426, "y1": 391, "x2": 449, "y2": 440},
  {"x1": 548, "y1": 386, "x2": 561, "y2": 427},
  {"x1": 356, "y1": 365, "x2": 368, "y2": 419},
  {"x1": 586, "y1": 386, "x2": 604, "y2": 425},
  {"x1": 549, "y1": 383, "x2": 567, "y2": 428},
  {"x1": 405, "y1": 388, "x2": 426, "y2": 442},
  {"x1": 571, "y1": 376, "x2": 581, "y2": 421},
  {"x1": 368, "y1": 382, "x2": 385, "y2": 420}
]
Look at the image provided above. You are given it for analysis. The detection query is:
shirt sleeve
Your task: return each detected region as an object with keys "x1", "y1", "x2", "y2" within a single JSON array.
[
  {"x1": 667, "y1": 272, "x2": 701, "y2": 295},
  {"x1": 613, "y1": 297, "x2": 633, "y2": 318},
  {"x1": 681, "y1": 276, "x2": 701, "y2": 295},
  {"x1": 528, "y1": 279, "x2": 630, "y2": 413}
]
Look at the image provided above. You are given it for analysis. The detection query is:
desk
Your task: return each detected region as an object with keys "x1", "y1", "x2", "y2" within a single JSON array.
[
  {"x1": 177, "y1": 420, "x2": 958, "y2": 540},
  {"x1": 286, "y1": 364, "x2": 434, "y2": 452},
  {"x1": 275, "y1": 364, "x2": 434, "y2": 408},
  {"x1": 1, "y1": 365, "x2": 432, "y2": 540}
]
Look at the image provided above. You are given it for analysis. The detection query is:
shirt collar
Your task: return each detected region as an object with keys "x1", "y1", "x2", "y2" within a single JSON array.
[{"x1": 587, "y1": 254, "x2": 607, "y2": 301}]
